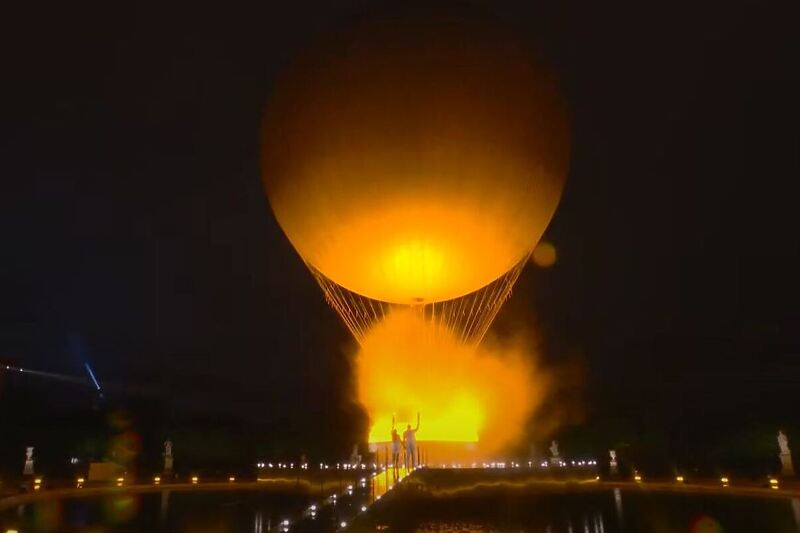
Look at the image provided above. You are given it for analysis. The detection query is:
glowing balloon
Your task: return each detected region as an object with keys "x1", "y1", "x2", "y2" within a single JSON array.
[{"x1": 262, "y1": 19, "x2": 569, "y2": 305}]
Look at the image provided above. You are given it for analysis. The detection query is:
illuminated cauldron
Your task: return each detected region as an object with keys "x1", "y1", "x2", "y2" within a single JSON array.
[{"x1": 262, "y1": 16, "x2": 569, "y2": 453}]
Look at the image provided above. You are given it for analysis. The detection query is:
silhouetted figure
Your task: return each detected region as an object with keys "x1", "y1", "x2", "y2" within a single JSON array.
[
  {"x1": 403, "y1": 413, "x2": 420, "y2": 468},
  {"x1": 391, "y1": 415, "x2": 402, "y2": 474}
]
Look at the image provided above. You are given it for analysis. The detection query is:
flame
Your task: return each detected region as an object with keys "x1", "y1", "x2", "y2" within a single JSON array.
[{"x1": 357, "y1": 309, "x2": 546, "y2": 456}]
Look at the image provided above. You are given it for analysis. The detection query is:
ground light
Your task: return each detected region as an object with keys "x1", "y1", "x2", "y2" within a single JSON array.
[
  {"x1": 676, "y1": 475, "x2": 685, "y2": 483},
  {"x1": 769, "y1": 478, "x2": 779, "y2": 489},
  {"x1": 720, "y1": 476, "x2": 729, "y2": 487}
]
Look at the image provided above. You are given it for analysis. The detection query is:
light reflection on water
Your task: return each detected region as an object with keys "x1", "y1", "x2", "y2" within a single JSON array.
[
  {"x1": 362, "y1": 488, "x2": 800, "y2": 533},
  {"x1": 416, "y1": 522, "x2": 491, "y2": 532},
  {"x1": 3, "y1": 487, "x2": 800, "y2": 532},
  {"x1": 160, "y1": 489, "x2": 170, "y2": 523},
  {"x1": 792, "y1": 498, "x2": 800, "y2": 532},
  {"x1": 415, "y1": 513, "x2": 608, "y2": 533},
  {"x1": 1, "y1": 490, "x2": 311, "y2": 532},
  {"x1": 253, "y1": 510, "x2": 264, "y2": 533}
]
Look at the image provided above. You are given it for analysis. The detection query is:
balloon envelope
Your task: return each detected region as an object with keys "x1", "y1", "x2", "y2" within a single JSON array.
[{"x1": 263, "y1": 19, "x2": 569, "y2": 304}]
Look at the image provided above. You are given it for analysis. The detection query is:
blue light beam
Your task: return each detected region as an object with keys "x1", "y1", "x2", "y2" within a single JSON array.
[{"x1": 84, "y1": 362, "x2": 101, "y2": 391}]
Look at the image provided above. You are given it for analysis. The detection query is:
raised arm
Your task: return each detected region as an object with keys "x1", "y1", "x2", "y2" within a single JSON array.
[
  {"x1": 414, "y1": 412, "x2": 420, "y2": 432},
  {"x1": 392, "y1": 414, "x2": 396, "y2": 431}
]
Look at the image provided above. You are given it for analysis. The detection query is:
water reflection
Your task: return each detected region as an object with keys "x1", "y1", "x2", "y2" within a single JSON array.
[
  {"x1": 1, "y1": 489, "x2": 310, "y2": 532},
  {"x1": 159, "y1": 489, "x2": 170, "y2": 523},
  {"x1": 417, "y1": 522, "x2": 490, "y2": 532},
  {"x1": 595, "y1": 512, "x2": 605, "y2": 533},
  {"x1": 3, "y1": 486, "x2": 800, "y2": 532},
  {"x1": 415, "y1": 516, "x2": 617, "y2": 533}
]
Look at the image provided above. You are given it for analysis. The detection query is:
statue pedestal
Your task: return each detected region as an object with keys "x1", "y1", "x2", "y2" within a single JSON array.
[
  {"x1": 164, "y1": 456, "x2": 174, "y2": 474},
  {"x1": 22, "y1": 460, "x2": 34, "y2": 477},
  {"x1": 780, "y1": 452, "x2": 795, "y2": 477},
  {"x1": 609, "y1": 460, "x2": 619, "y2": 476},
  {"x1": 550, "y1": 456, "x2": 561, "y2": 466}
]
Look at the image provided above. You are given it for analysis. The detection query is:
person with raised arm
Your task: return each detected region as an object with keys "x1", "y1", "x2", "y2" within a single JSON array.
[{"x1": 403, "y1": 412, "x2": 420, "y2": 468}]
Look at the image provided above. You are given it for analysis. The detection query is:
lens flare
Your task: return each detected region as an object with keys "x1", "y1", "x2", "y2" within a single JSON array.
[
  {"x1": 532, "y1": 241, "x2": 557, "y2": 268},
  {"x1": 358, "y1": 309, "x2": 546, "y2": 456}
]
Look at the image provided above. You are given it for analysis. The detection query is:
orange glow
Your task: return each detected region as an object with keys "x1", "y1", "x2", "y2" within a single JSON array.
[
  {"x1": 262, "y1": 17, "x2": 568, "y2": 461},
  {"x1": 358, "y1": 310, "x2": 546, "y2": 455},
  {"x1": 263, "y1": 18, "x2": 569, "y2": 304}
]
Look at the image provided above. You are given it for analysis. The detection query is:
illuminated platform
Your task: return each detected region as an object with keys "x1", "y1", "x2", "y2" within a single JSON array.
[{"x1": 370, "y1": 440, "x2": 488, "y2": 466}]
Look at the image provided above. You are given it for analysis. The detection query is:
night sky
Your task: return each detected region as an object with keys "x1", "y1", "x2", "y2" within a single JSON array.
[{"x1": 2, "y1": 1, "x2": 798, "y2": 470}]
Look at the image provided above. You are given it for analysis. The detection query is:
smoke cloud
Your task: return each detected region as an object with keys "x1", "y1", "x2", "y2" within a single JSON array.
[{"x1": 356, "y1": 309, "x2": 549, "y2": 458}]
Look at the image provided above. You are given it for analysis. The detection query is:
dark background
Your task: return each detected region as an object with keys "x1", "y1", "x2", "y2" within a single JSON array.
[{"x1": 1, "y1": 0, "x2": 798, "y2": 478}]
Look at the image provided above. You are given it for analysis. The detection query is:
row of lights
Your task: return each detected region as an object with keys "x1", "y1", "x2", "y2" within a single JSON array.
[
  {"x1": 256, "y1": 461, "x2": 374, "y2": 470},
  {"x1": 631, "y1": 472, "x2": 781, "y2": 490},
  {"x1": 49, "y1": 469, "x2": 785, "y2": 493},
  {"x1": 432, "y1": 460, "x2": 600, "y2": 469},
  {"x1": 65, "y1": 474, "x2": 238, "y2": 488}
]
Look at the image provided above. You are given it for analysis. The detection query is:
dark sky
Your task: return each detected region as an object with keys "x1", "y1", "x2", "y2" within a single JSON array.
[{"x1": 2, "y1": 1, "x2": 798, "y2": 459}]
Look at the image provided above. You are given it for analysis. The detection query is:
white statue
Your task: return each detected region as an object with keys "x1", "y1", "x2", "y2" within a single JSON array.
[
  {"x1": 163, "y1": 440, "x2": 174, "y2": 473},
  {"x1": 23, "y1": 446, "x2": 35, "y2": 476},
  {"x1": 609, "y1": 450, "x2": 617, "y2": 461},
  {"x1": 609, "y1": 449, "x2": 619, "y2": 475},
  {"x1": 778, "y1": 430, "x2": 790, "y2": 455},
  {"x1": 778, "y1": 430, "x2": 794, "y2": 476},
  {"x1": 549, "y1": 440, "x2": 559, "y2": 458}
]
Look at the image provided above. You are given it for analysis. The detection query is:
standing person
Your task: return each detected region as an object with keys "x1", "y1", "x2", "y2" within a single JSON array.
[
  {"x1": 403, "y1": 413, "x2": 420, "y2": 468},
  {"x1": 390, "y1": 415, "x2": 402, "y2": 474},
  {"x1": 390, "y1": 416, "x2": 403, "y2": 479}
]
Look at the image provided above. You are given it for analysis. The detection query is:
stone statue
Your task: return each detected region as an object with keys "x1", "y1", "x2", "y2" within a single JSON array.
[
  {"x1": 23, "y1": 446, "x2": 35, "y2": 476},
  {"x1": 549, "y1": 440, "x2": 559, "y2": 458},
  {"x1": 778, "y1": 430, "x2": 790, "y2": 455},
  {"x1": 163, "y1": 440, "x2": 174, "y2": 473},
  {"x1": 609, "y1": 449, "x2": 619, "y2": 476},
  {"x1": 548, "y1": 440, "x2": 560, "y2": 465},
  {"x1": 778, "y1": 430, "x2": 795, "y2": 477}
]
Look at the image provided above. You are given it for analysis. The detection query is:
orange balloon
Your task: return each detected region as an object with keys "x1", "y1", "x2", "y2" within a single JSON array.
[{"x1": 263, "y1": 18, "x2": 569, "y2": 304}]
